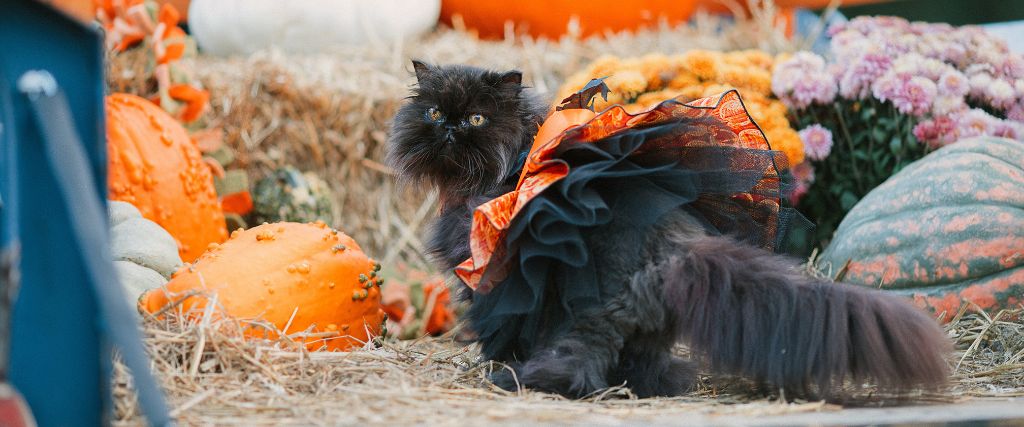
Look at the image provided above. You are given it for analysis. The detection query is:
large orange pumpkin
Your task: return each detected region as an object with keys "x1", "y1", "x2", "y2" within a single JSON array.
[
  {"x1": 440, "y1": 0, "x2": 892, "y2": 40},
  {"x1": 139, "y1": 222, "x2": 386, "y2": 351},
  {"x1": 106, "y1": 93, "x2": 227, "y2": 261},
  {"x1": 440, "y1": 0, "x2": 697, "y2": 40}
]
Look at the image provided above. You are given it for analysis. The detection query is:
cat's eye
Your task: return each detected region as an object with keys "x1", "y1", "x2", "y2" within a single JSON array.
[
  {"x1": 426, "y1": 107, "x2": 443, "y2": 122},
  {"x1": 468, "y1": 114, "x2": 487, "y2": 127}
]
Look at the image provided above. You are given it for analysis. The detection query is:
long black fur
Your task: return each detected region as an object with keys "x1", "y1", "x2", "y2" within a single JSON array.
[
  {"x1": 387, "y1": 61, "x2": 951, "y2": 400},
  {"x1": 386, "y1": 60, "x2": 546, "y2": 210}
]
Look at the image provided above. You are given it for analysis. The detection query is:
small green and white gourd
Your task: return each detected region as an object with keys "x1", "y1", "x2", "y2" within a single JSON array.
[{"x1": 109, "y1": 200, "x2": 184, "y2": 309}]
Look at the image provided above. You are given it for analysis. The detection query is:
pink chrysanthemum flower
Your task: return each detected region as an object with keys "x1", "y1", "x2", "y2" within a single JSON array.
[
  {"x1": 772, "y1": 53, "x2": 837, "y2": 110},
  {"x1": 991, "y1": 121, "x2": 1022, "y2": 140},
  {"x1": 955, "y1": 109, "x2": 997, "y2": 138},
  {"x1": 875, "y1": 74, "x2": 937, "y2": 116},
  {"x1": 939, "y1": 42, "x2": 968, "y2": 66},
  {"x1": 798, "y1": 124, "x2": 834, "y2": 161},
  {"x1": 937, "y1": 70, "x2": 969, "y2": 97},
  {"x1": 932, "y1": 95, "x2": 966, "y2": 116},
  {"x1": 984, "y1": 78, "x2": 1017, "y2": 110},
  {"x1": 892, "y1": 53, "x2": 950, "y2": 80},
  {"x1": 1008, "y1": 102, "x2": 1024, "y2": 122},
  {"x1": 839, "y1": 53, "x2": 892, "y2": 99},
  {"x1": 999, "y1": 54, "x2": 1024, "y2": 79},
  {"x1": 787, "y1": 161, "x2": 816, "y2": 205},
  {"x1": 816, "y1": 16, "x2": 1020, "y2": 129},
  {"x1": 826, "y1": 21, "x2": 847, "y2": 37},
  {"x1": 912, "y1": 115, "x2": 958, "y2": 149}
]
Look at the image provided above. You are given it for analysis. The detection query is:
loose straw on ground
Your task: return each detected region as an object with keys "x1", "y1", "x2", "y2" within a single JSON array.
[{"x1": 112, "y1": 304, "x2": 1024, "y2": 426}]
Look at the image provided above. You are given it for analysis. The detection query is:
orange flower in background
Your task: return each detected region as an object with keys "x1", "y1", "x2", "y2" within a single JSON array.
[
  {"x1": 422, "y1": 280, "x2": 455, "y2": 335},
  {"x1": 219, "y1": 191, "x2": 253, "y2": 216},
  {"x1": 681, "y1": 50, "x2": 720, "y2": 80},
  {"x1": 95, "y1": 0, "x2": 149, "y2": 51},
  {"x1": 97, "y1": 0, "x2": 209, "y2": 124},
  {"x1": 168, "y1": 84, "x2": 209, "y2": 122},
  {"x1": 380, "y1": 267, "x2": 457, "y2": 338},
  {"x1": 156, "y1": 32, "x2": 185, "y2": 64},
  {"x1": 156, "y1": 1, "x2": 178, "y2": 25},
  {"x1": 154, "y1": 3, "x2": 186, "y2": 64}
]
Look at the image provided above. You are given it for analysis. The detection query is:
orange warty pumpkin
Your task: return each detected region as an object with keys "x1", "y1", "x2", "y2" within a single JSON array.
[
  {"x1": 440, "y1": 0, "x2": 697, "y2": 40},
  {"x1": 106, "y1": 93, "x2": 228, "y2": 261},
  {"x1": 139, "y1": 222, "x2": 386, "y2": 351}
]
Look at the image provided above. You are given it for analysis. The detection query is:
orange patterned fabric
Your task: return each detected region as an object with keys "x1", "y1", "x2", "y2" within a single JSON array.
[{"x1": 455, "y1": 90, "x2": 782, "y2": 293}]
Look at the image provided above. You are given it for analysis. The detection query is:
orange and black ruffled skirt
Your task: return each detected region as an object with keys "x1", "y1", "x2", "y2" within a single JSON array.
[{"x1": 457, "y1": 90, "x2": 810, "y2": 361}]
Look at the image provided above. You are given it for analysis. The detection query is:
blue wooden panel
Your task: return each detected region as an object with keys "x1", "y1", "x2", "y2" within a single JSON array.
[{"x1": 0, "y1": 1, "x2": 107, "y2": 426}]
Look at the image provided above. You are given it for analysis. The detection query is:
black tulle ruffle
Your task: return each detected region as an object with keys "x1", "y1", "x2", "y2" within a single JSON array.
[{"x1": 466, "y1": 106, "x2": 810, "y2": 362}]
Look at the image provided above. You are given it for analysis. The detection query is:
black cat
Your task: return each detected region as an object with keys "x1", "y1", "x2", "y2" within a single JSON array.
[{"x1": 386, "y1": 60, "x2": 951, "y2": 400}]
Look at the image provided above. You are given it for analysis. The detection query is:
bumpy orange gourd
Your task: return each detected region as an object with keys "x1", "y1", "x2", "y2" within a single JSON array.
[
  {"x1": 106, "y1": 93, "x2": 227, "y2": 261},
  {"x1": 139, "y1": 222, "x2": 386, "y2": 351}
]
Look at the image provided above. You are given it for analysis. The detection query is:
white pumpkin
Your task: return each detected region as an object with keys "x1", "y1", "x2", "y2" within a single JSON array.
[
  {"x1": 109, "y1": 201, "x2": 184, "y2": 309},
  {"x1": 188, "y1": 0, "x2": 441, "y2": 56}
]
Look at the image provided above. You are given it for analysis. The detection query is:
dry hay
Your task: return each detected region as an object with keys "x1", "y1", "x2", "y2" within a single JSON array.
[
  {"x1": 113, "y1": 250, "x2": 1024, "y2": 425},
  {"x1": 106, "y1": 7, "x2": 817, "y2": 272},
  {"x1": 946, "y1": 307, "x2": 1024, "y2": 397},
  {"x1": 111, "y1": 303, "x2": 1024, "y2": 426}
]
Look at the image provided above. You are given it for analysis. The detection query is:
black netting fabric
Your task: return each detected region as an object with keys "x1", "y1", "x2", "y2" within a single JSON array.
[{"x1": 465, "y1": 97, "x2": 812, "y2": 362}]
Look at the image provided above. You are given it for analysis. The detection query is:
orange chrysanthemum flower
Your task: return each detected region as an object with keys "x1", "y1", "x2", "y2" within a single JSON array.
[{"x1": 556, "y1": 50, "x2": 805, "y2": 168}]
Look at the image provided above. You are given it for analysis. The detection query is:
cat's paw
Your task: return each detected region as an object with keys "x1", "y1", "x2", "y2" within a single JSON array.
[
  {"x1": 612, "y1": 353, "x2": 698, "y2": 398},
  {"x1": 653, "y1": 357, "x2": 698, "y2": 397},
  {"x1": 488, "y1": 364, "x2": 523, "y2": 392},
  {"x1": 516, "y1": 348, "x2": 610, "y2": 398}
]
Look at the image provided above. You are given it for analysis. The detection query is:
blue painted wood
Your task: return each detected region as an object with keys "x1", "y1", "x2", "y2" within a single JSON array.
[
  {"x1": 0, "y1": 2, "x2": 168, "y2": 426},
  {"x1": 0, "y1": 2, "x2": 107, "y2": 426}
]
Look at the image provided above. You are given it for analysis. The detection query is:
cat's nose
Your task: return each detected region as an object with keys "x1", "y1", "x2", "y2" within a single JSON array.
[{"x1": 443, "y1": 128, "x2": 456, "y2": 144}]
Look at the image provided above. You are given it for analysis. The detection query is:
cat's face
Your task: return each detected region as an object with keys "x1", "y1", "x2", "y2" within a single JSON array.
[{"x1": 387, "y1": 61, "x2": 534, "y2": 198}]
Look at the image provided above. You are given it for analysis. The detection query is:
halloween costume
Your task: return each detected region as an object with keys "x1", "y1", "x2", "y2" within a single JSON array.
[{"x1": 457, "y1": 87, "x2": 808, "y2": 360}]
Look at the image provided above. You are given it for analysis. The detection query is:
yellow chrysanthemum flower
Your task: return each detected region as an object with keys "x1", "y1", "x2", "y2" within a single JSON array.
[
  {"x1": 736, "y1": 50, "x2": 775, "y2": 70},
  {"x1": 764, "y1": 127, "x2": 805, "y2": 167},
  {"x1": 588, "y1": 55, "x2": 624, "y2": 78},
  {"x1": 633, "y1": 89, "x2": 683, "y2": 111},
  {"x1": 554, "y1": 50, "x2": 805, "y2": 168},
  {"x1": 679, "y1": 85, "x2": 708, "y2": 100},
  {"x1": 667, "y1": 72, "x2": 700, "y2": 91},
  {"x1": 701, "y1": 83, "x2": 735, "y2": 97},
  {"x1": 681, "y1": 50, "x2": 720, "y2": 80},
  {"x1": 606, "y1": 70, "x2": 647, "y2": 100},
  {"x1": 743, "y1": 69, "x2": 773, "y2": 96},
  {"x1": 717, "y1": 65, "x2": 751, "y2": 91},
  {"x1": 629, "y1": 53, "x2": 669, "y2": 90}
]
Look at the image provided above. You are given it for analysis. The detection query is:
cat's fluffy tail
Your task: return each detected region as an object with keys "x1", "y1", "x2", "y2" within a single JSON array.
[{"x1": 660, "y1": 236, "x2": 951, "y2": 398}]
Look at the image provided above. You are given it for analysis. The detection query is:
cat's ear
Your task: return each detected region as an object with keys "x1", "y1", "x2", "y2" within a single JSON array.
[
  {"x1": 412, "y1": 60, "x2": 432, "y2": 82},
  {"x1": 498, "y1": 70, "x2": 523, "y2": 87}
]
